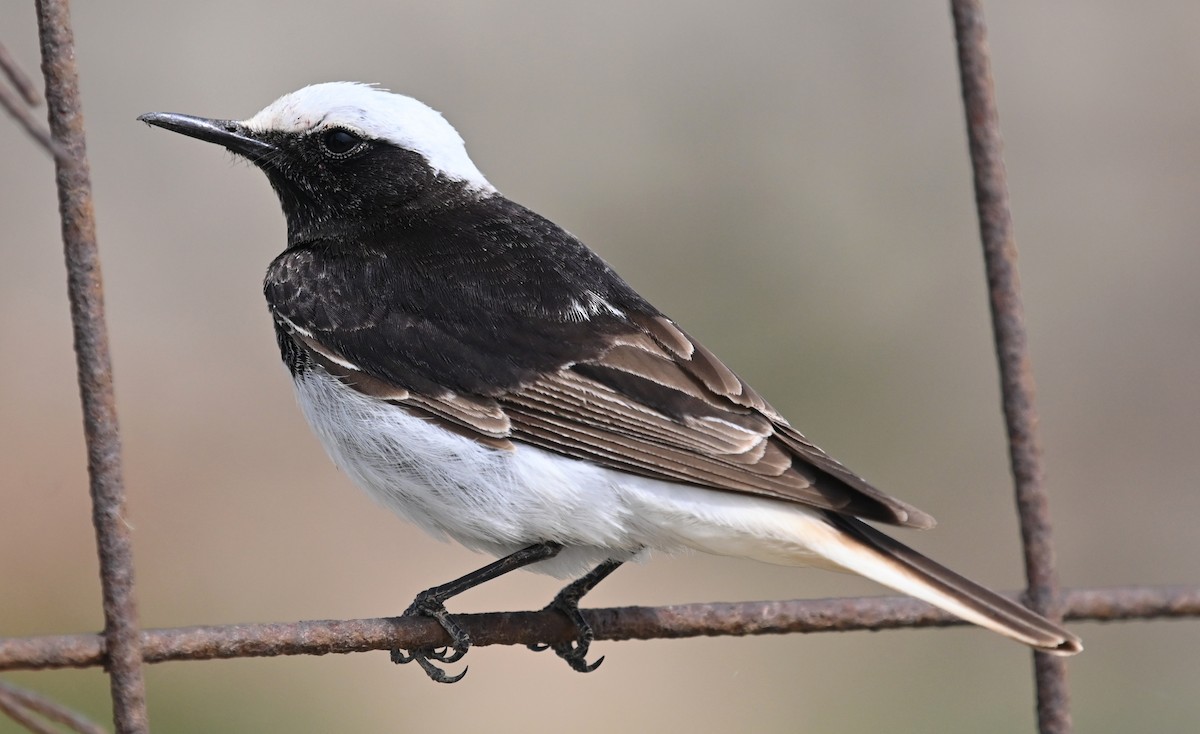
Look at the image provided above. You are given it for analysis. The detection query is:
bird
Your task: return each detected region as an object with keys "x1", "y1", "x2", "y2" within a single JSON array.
[{"x1": 138, "y1": 82, "x2": 1081, "y2": 683}]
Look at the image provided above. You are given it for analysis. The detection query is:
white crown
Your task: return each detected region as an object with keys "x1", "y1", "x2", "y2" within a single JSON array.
[{"x1": 244, "y1": 82, "x2": 495, "y2": 192}]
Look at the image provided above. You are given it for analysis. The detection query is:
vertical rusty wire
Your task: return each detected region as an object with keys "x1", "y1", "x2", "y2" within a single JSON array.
[
  {"x1": 34, "y1": 0, "x2": 149, "y2": 731},
  {"x1": 950, "y1": 1, "x2": 1072, "y2": 732}
]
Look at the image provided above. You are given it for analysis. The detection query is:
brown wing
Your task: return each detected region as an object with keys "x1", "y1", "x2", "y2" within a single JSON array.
[{"x1": 285, "y1": 312, "x2": 935, "y2": 529}]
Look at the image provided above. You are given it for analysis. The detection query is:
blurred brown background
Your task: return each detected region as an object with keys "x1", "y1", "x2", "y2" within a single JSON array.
[{"x1": 3, "y1": 1, "x2": 1198, "y2": 732}]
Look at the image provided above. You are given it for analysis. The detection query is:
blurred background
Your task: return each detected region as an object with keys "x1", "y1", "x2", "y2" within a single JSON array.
[{"x1": 2, "y1": 1, "x2": 1198, "y2": 731}]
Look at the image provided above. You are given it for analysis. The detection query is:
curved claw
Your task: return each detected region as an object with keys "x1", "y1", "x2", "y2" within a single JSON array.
[
  {"x1": 567, "y1": 652, "x2": 605, "y2": 673},
  {"x1": 531, "y1": 591, "x2": 606, "y2": 673},
  {"x1": 554, "y1": 643, "x2": 605, "y2": 673},
  {"x1": 414, "y1": 654, "x2": 468, "y2": 684},
  {"x1": 391, "y1": 591, "x2": 472, "y2": 682},
  {"x1": 391, "y1": 647, "x2": 469, "y2": 683},
  {"x1": 426, "y1": 644, "x2": 469, "y2": 664}
]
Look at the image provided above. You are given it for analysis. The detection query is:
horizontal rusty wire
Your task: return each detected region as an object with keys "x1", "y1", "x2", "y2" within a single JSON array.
[{"x1": 2, "y1": 585, "x2": 1196, "y2": 672}]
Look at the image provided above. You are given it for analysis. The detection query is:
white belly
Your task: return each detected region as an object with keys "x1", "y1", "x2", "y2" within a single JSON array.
[
  {"x1": 293, "y1": 369, "x2": 843, "y2": 579},
  {"x1": 294, "y1": 370, "x2": 1080, "y2": 655}
]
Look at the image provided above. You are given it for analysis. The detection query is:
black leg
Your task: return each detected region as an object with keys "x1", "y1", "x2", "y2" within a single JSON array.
[
  {"x1": 393, "y1": 541, "x2": 562, "y2": 683},
  {"x1": 529, "y1": 558, "x2": 624, "y2": 673}
]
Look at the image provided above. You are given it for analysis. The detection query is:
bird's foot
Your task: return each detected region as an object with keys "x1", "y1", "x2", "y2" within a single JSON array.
[
  {"x1": 390, "y1": 590, "x2": 471, "y2": 684},
  {"x1": 527, "y1": 585, "x2": 604, "y2": 673}
]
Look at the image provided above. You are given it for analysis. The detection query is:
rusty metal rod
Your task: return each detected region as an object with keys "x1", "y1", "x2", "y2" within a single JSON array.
[
  {"x1": 0, "y1": 41, "x2": 41, "y2": 104},
  {"x1": 0, "y1": 78, "x2": 64, "y2": 158},
  {"x1": 950, "y1": 1, "x2": 1072, "y2": 732},
  {"x1": 34, "y1": 1, "x2": 148, "y2": 731},
  {"x1": 0, "y1": 680, "x2": 107, "y2": 734},
  {"x1": 1, "y1": 585, "x2": 1195, "y2": 672},
  {"x1": 0, "y1": 40, "x2": 64, "y2": 159}
]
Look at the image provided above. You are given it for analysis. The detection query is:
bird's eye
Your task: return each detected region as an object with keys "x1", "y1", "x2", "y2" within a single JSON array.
[{"x1": 320, "y1": 128, "x2": 364, "y2": 157}]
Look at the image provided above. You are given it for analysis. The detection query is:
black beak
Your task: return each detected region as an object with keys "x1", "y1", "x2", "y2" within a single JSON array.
[{"x1": 137, "y1": 112, "x2": 275, "y2": 160}]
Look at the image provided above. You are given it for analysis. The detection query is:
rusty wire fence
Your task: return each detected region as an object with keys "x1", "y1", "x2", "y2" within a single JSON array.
[{"x1": 1, "y1": 1, "x2": 1198, "y2": 732}]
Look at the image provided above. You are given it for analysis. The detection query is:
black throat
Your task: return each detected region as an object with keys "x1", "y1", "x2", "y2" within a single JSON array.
[{"x1": 263, "y1": 186, "x2": 656, "y2": 396}]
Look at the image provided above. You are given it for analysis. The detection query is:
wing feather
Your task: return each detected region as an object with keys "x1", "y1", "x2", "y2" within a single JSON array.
[{"x1": 266, "y1": 244, "x2": 933, "y2": 528}]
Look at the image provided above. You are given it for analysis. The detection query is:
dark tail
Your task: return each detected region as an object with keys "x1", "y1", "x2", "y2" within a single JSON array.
[{"x1": 822, "y1": 513, "x2": 1081, "y2": 655}]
